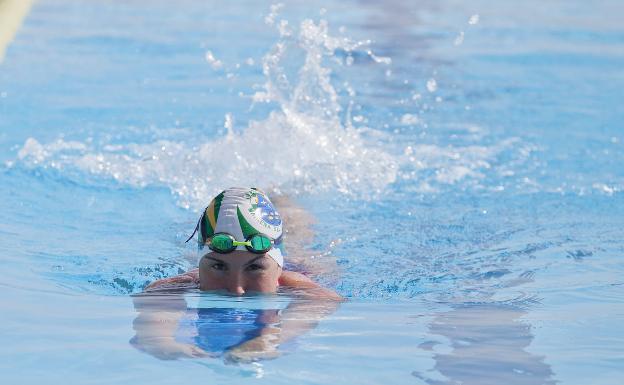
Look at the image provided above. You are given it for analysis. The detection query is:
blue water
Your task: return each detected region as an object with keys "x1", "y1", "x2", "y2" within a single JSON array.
[{"x1": 1, "y1": 0, "x2": 623, "y2": 384}]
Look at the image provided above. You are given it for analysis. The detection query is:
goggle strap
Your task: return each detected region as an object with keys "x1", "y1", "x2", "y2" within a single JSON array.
[{"x1": 184, "y1": 216, "x2": 202, "y2": 244}]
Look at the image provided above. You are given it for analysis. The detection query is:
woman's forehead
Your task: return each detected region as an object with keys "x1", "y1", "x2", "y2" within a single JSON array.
[{"x1": 203, "y1": 251, "x2": 272, "y2": 264}]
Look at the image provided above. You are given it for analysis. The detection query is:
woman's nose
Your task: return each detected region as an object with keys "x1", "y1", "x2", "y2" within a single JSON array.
[
  {"x1": 226, "y1": 276, "x2": 245, "y2": 295},
  {"x1": 228, "y1": 285, "x2": 245, "y2": 295}
]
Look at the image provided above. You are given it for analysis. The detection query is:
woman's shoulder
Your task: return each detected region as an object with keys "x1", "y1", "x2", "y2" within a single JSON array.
[
  {"x1": 278, "y1": 270, "x2": 317, "y2": 288},
  {"x1": 278, "y1": 270, "x2": 343, "y2": 301},
  {"x1": 145, "y1": 269, "x2": 200, "y2": 291}
]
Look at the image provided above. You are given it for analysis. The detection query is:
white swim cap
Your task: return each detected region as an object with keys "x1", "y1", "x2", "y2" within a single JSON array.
[{"x1": 192, "y1": 187, "x2": 284, "y2": 267}]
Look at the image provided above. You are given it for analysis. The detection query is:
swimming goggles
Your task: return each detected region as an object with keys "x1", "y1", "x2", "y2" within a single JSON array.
[{"x1": 207, "y1": 233, "x2": 274, "y2": 254}]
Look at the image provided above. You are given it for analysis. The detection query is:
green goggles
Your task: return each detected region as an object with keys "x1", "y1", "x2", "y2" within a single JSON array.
[{"x1": 207, "y1": 233, "x2": 274, "y2": 254}]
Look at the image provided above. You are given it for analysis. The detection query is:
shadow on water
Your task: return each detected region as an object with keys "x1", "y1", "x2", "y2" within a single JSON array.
[{"x1": 414, "y1": 303, "x2": 555, "y2": 385}]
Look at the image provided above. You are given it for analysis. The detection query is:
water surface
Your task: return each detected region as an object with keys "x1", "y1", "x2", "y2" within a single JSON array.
[{"x1": 1, "y1": 0, "x2": 623, "y2": 384}]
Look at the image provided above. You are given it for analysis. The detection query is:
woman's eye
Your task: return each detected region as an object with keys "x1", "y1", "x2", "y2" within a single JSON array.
[
  {"x1": 246, "y1": 264, "x2": 265, "y2": 271},
  {"x1": 211, "y1": 263, "x2": 226, "y2": 271}
]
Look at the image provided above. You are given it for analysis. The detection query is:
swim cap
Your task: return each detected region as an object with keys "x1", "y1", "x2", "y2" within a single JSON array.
[{"x1": 195, "y1": 187, "x2": 284, "y2": 267}]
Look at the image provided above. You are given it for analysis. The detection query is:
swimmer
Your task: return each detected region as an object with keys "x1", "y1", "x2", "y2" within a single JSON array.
[{"x1": 131, "y1": 187, "x2": 342, "y2": 362}]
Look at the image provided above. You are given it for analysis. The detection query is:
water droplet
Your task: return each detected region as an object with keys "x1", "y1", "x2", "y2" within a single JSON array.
[
  {"x1": 400, "y1": 114, "x2": 420, "y2": 125},
  {"x1": 426, "y1": 78, "x2": 437, "y2": 92},
  {"x1": 205, "y1": 50, "x2": 223, "y2": 69},
  {"x1": 454, "y1": 31, "x2": 465, "y2": 46}
]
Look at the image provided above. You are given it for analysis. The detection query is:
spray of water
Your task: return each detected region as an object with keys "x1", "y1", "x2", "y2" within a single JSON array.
[
  {"x1": 16, "y1": 17, "x2": 402, "y2": 208},
  {"x1": 14, "y1": 13, "x2": 519, "y2": 209}
]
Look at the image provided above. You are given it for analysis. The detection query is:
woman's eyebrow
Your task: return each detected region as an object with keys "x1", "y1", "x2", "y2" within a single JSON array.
[
  {"x1": 204, "y1": 256, "x2": 227, "y2": 264},
  {"x1": 244, "y1": 256, "x2": 268, "y2": 265}
]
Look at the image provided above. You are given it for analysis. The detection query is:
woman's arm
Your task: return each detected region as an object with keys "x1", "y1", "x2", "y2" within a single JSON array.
[{"x1": 130, "y1": 292, "x2": 207, "y2": 360}]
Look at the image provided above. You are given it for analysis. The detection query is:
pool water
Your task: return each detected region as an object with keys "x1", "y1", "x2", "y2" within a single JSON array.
[{"x1": 1, "y1": 0, "x2": 623, "y2": 384}]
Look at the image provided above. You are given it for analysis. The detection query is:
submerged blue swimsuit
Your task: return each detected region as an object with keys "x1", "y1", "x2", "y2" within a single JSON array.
[{"x1": 175, "y1": 295, "x2": 289, "y2": 355}]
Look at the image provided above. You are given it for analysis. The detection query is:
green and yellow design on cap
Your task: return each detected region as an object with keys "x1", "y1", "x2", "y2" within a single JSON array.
[{"x1": 199, "y1": 191, "x2": 224, "y2": 243}]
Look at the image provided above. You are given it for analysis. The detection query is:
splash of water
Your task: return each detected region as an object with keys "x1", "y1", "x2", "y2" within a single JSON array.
[
  {"x1": 16, "y1": 18, "x2": 401, "y2": 208},
  {"x1": 14, "y1": 16, "x2": 511, "y2": 209}
]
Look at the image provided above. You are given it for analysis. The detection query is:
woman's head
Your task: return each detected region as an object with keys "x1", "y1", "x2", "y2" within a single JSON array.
[{"x1": 193, "y1": 187, "x2": 284, "y2": 294}]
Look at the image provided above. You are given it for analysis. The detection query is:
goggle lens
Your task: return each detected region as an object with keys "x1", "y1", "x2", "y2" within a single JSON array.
[
  {"x1": 249, "y1": 234, "x2": 272, "y2": 253},
  {"x1": 209, "y1": 234, "x2": 235, "y2": 252}
]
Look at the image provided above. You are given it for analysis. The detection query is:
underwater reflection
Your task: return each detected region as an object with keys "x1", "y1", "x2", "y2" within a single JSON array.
[
  {"x1": 129, "y1": 291, "x2": 339, "y2": 363},
  {"x1": 414, "y1": 303, "x2": 555, "y2": 385}
]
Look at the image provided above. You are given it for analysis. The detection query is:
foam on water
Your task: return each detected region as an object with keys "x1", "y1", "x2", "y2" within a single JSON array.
[{"x1": 13, "y1": 17, "x2": 506, "y2": 209}]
